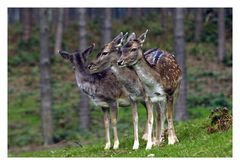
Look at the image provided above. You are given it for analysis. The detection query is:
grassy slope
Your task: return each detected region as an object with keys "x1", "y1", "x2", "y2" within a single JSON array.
[{"x1": 11, "y1": 117, "x2": 232, "y2": 157}]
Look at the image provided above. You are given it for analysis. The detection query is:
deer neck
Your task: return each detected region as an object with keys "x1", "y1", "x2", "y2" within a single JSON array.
[
  {"x1": 133, "y1": 57, "x2": 166, "y2": 102},
  {"x1": 110, "y1": 64, "x2": 144, "y2": 100},
  {"x1": 110, "y1": 64, "x2": 121, "y2": 76},
  {"x1": 133, "y1": 56, "x2": 159, "y2": 82},
  {"x1": 75, "y1": 69, "x2": 91, "y2": 90}
]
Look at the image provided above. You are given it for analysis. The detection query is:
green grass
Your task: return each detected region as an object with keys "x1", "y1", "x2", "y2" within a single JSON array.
[{"x1": 10, "y1": 118, "x2": 232, "y2": 157}]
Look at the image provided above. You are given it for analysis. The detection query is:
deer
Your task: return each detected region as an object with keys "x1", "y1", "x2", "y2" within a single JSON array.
[
  {"x1": 87, "y1": 32, "x2": 156, "y2": 150},
  {"x1": 59, "y1": 44, "x2": 131, "y2": 150},
  {"x1": 117, "y1": 30, "x2": 182, "y2": 146}
]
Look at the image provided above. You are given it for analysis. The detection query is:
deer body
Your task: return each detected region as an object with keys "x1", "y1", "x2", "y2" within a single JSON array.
[
  {"x1": 88, "y1": 33, "x2": 154, "y2": 149},
  {"x1": 75, "y1": 67, "x2": 129, "y2": 150},
  {"x1": 75, "y1": 68, "x2": 129, "y2": 108},
  {"x1": 118, "y1": 30, "x2": 182, "y2": 146},
  {"x1": 59, "y1": 45, "x2": 129, "y2": 150},
  {"x1": 110, "y1": 65, "x2": 149, "y2": 150}
]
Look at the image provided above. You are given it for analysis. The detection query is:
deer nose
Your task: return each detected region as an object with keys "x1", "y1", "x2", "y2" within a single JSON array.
[
  {"x1": 117, "y1": 60, "x2": 124, "y2": 66},
  {"x1": 88, "y1": 64, "x2": 93, "y2": 70}
]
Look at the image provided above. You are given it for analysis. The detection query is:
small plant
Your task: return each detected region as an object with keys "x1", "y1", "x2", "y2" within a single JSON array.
[{"x1": 207, "y1": 107, "x2": 232, "y2": 133}]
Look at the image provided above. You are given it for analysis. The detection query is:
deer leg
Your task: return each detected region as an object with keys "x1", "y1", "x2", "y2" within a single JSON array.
[
  {"x1": 130, "y1": 100, "x2": 139, "y2": 150},
  {"x1": 145, "y1": 97, "x2": 154, "y2": 150},
  {"x1": 167, "y1": 96, "x2": 179, "y2": 145},
  {"x1": 110, "y1": 102, "x2": 119, "y2": 149},
  {"x1": 141, "y1": 101, "x2": 148, "y2": 141},
  {"x1": 102, "y1": 107, "x2": 111, "y2": 150},
  {"x1": 155, "y1": 102, "x2": 166, "y2": 146},
  {"x1": 154, "y1": 103, "x2": 160, "y2": 146}
]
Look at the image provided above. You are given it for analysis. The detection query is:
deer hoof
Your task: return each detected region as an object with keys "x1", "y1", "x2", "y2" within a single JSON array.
[
  {"x1": 145, "y1": 141, "x2": 152, "y2": 150},
  {"x1": 113, "y1": 140, "x2": 119, "y2": 150},
  {"x1": 132, "y1": 141, "x2": 139, "y2": 150},
  {"x1": 168, "y1": 135, "x2": 179, "y2": 145},
  {"x1": 104, "y1": 143, "x2": 111, "y2": 150}
]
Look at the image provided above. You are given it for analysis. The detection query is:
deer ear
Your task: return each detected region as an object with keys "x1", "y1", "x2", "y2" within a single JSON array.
[
  {"x1": 82, "y1": 43, "x2": 95, "y2": 58},
  {"x1": 138, "y1": 29, "x2": 148, "y2": 44},
  {"x1": 120, "y1": 32, "x2": 128, "y2": 45},
  {"x1": 59, "y1": 50, "x2": 73, "y2": 62},
  {"x1": 112, "y1": 32, "x2": 124, "y2": 48},
  {"x1": 58, "y1": 50, "x2": 73, "y2": 63},
  {"x1": 127, "y1": 32, "x2": 136, "y2": 42},
  {"x1": 123, "y1": 32, "x2": 128, "y2": 41}
]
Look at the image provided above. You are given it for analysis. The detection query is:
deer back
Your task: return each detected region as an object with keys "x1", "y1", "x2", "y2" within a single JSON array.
[{"x1": 144, "y1": 49, "x2": 182, "y2": 94}]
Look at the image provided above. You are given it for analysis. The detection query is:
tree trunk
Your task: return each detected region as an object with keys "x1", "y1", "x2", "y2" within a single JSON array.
[
  {"x1": 78, "y1": 8, "x2": 90, "y2": 130},
  {"x1": 22, "y1": 8, "x2": 31, "y2": 42},
  {"x1": 32, "y1": 9, "x2": 39, "y2": 26},
  {"x1": 160, "y1": 8, "x2": 167, "y2": 30},
  {"x1": 64, "y1": 8, "x2": 69, "y2": 31},
  {"x1": 8, "y1": 8, "x2": 20, "y2": 24},
  {"x1": 54, "y1": 8, "x2": 64, "y2": 54},
  {"x1": 195, "y1": 8, "x2": 203, "y2": 42},
  {"x1": 101, "y1": 8, "x2": 112, "y2": 45},
  {"x1": 135, "y1": 8, "x2": 142, "y2": 18},
  {"x1": 126, "y1": 8, "x2": 132, "y2": 18},
  {"x1": 39, "y1": 8, "x2": 53, "y2": 146},
  {"x1": 174, "y1": 8, "x2": 188, "y2": 121},
  {"x1": 52, "y1": 9, "x2": 59, "y2": 32},
  {"x1": 218, "y1": 8, "x2": 225, "y2": 62},
  {"x1": 89, "y1": 8, "x2": 96, "y2": 20}
]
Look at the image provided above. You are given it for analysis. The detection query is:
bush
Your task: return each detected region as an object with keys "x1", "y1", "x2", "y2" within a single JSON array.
[{"x1": 207, "y1": 107, "x2": 232, "y2": 133}]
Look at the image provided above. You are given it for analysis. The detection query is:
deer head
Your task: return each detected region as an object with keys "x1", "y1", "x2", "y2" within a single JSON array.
[
  {"x1": 117, "y1": 29, "x2": 148, "y2": 67},
  {"x1": 88, "y1": 32, "x2": 128, "y2": 73},
  {"x1": 59, "y1": 43, "x2": 95, "y2": 73}
]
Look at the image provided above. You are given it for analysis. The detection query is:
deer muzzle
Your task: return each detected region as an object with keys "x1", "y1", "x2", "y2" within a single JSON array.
[
  {"x1": 88, "y1": 63, "x2": 97, "y2": 72},
  {"x1": 117, "y1": 60, "x2": 124, "y2": 66}
]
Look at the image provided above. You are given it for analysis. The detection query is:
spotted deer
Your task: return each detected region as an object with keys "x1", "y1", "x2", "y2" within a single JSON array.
[
  {"x1": 88, "y1": 33, "x2": 156, "y2": 150},
  {"x1": 59, "y1": 44, "x2": 130, "y2": 150},
  {"x1": 117, "y1": 30, "x2": 182, "y2": 146}
]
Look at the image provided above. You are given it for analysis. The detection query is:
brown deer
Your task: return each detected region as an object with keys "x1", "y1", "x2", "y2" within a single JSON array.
[
  {"x1": 87, "y1": 33, "x2": 155, "y2": 150},
  {"x1": 59, "y1": 44, "x2": 130, "y2": 150},
  {"x1": 117, "y1": 30, "x2": 182, "y2": 146}
]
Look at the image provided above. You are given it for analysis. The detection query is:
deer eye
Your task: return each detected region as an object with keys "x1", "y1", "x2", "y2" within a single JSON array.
[
  {"x1": 131, "y1": 48, "x2": 137, "y2": 52},
  {"x1": 102, "y1": 52, "x2": 108, "y2": 56}
]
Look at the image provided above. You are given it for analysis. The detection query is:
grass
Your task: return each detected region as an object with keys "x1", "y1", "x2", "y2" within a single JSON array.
[{"x1": 10, "y1": 117, "x2": 232, "y2": 157}]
